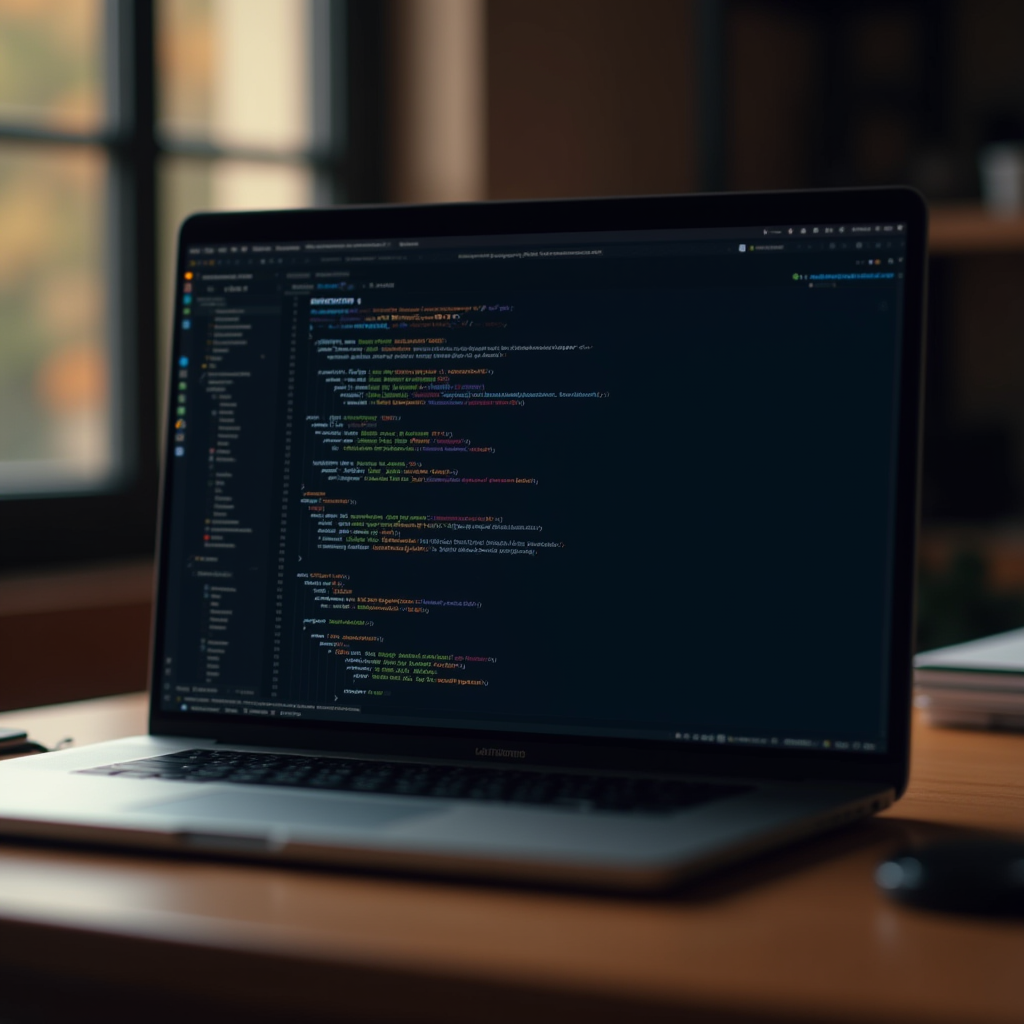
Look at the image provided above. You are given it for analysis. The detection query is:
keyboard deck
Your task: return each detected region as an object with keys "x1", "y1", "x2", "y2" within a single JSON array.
[{"x1": 80, "y1": 749, "x2": 751, "y2": 814}]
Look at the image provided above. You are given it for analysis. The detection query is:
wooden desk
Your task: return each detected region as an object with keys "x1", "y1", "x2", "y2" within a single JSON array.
[{"x1": 0, "y1": 696, "x2": 1021, "y2": 1024}]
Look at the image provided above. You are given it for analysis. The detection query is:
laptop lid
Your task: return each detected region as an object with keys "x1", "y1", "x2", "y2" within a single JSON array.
[{"x1": 150, "y1": 188, "x2": 926, "y2": 793}]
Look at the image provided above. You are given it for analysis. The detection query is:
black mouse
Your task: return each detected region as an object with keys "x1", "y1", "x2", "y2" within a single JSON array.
[{"x1": 876, "y1": 837, "x2": 1024, "y2": 915}]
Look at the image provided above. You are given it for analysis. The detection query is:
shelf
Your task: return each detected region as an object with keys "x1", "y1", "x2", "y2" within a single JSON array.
[
  {"x1": 919, "y1": 526, "x2": 1024, "y2": 591},
  {"x1": 929, "y1": 203, "x2": 1024, "y2": 255}
]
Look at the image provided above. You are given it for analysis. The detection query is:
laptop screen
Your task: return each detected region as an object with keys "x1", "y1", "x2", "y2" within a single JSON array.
[{"x1": 156, "y1": 199, "x2": 920, "y2": 760}]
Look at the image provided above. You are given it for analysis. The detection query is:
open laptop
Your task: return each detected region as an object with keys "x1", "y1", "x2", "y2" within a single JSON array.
[{"x1": 0, "y1": 188, "x2": 927, "y2": 891}]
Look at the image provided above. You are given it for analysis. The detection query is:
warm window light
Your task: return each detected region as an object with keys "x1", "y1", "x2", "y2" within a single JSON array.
[
  {"x1": 159, "y1": 0, "x2": 311, "y2": 154},
  {"x1": 0, "y1": 142, "x2": 111, "y2": 496}
]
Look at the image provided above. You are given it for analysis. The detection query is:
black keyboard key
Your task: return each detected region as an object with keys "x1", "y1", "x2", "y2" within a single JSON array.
[{"x1": 79, "y1": 749, "x2": 751, "y2": 814}]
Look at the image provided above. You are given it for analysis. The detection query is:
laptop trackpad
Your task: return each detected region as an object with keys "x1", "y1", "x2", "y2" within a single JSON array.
[{"x1": 139, "y1": 791, "x2": 442, "y2": 831}]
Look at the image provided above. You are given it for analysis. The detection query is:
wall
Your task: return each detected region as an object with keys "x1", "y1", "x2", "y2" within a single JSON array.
[
  {"x1": 486, "y1": 0, "x2": 698, "y2": 200},
  {"x1": 0, "y1": 561, "x2": 152, "y2": 712}
]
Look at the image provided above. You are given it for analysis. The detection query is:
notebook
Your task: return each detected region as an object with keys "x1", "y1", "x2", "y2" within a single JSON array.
[
  {"x1": 915, "y1": 628, "x2": 1024, "y2": 729},
  {"x1": 0, "y1": 188, "x2": 927, "y2": 891}
]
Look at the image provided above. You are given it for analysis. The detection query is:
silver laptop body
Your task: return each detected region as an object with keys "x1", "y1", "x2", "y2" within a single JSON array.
[{"x1": 0, "y1": 188, "x2": 926, "y2": 891}]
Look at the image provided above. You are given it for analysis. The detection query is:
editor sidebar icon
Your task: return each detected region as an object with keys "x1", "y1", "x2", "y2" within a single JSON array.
[{"x1": 174, "y1": 355, "x2": 189, "y2": 455}]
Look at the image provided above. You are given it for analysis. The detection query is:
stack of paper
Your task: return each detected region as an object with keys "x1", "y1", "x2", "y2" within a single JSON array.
[{"x1": 914, "y1": 628, "x2": 1024, "y2": 729}]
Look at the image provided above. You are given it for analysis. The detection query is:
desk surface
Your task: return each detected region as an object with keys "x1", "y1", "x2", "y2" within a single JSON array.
[{"x1": 0, "y1": 695, "x2": 1021, "y2": 1024}]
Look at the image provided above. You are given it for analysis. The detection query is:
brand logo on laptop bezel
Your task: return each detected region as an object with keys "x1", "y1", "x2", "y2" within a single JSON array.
[{"x1": 474, "y1": 746, "x2": 527, "y2": 759}]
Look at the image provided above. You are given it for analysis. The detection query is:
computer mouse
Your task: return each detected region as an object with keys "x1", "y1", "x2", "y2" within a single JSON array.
[{"x1": 875, "y1": 837, "x2": 1024, "y2": 915}]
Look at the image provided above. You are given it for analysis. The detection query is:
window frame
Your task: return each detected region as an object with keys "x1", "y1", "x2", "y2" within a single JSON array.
[{"x1": 0, "y1": 0, "x2": 388, "y2": 572}]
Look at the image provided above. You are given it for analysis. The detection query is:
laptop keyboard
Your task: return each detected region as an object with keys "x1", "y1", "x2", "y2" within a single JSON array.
[{"x1": 79, "y1": 749, "x2": 751, "y2": 814}]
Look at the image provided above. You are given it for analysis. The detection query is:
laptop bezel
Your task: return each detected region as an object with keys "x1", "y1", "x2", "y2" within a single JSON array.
[{"x1": 148, "y1": 187, "x2": 927, "y2": 795}]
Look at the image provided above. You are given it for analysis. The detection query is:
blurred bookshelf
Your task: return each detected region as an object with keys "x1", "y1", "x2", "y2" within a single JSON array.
[
  {"x1": 917, "y1": 527, "x2": 1024, "y2": 653},
  {"x1": 920, "y1": 211, "x2": 1024, "y2": 649}
]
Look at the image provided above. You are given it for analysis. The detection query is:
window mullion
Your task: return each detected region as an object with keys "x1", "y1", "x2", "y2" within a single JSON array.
[
  {"x1": 311, "y1": 0, "x2": 346, "y2": 205},
  {"x1": 109, "y1": 0, "x2": 159, "y2": 542}
]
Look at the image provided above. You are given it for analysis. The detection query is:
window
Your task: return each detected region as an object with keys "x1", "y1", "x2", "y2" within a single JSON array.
[
  {"x1": 0, "y1": 1, "x2": 114, "y2": 503},
  {"x1": 0, "y1": 0, "x2": 386, "y2": 570}
]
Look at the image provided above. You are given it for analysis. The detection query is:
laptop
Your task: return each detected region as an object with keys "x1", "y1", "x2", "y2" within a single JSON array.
[{"x1": 0, "y1": 188, "x2": 926, "y2": 891}]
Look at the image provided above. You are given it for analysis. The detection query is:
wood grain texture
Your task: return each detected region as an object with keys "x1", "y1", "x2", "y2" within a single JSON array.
[{"x1": 0, "y1": 698, "x2": 1021, "y2": 1024}]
